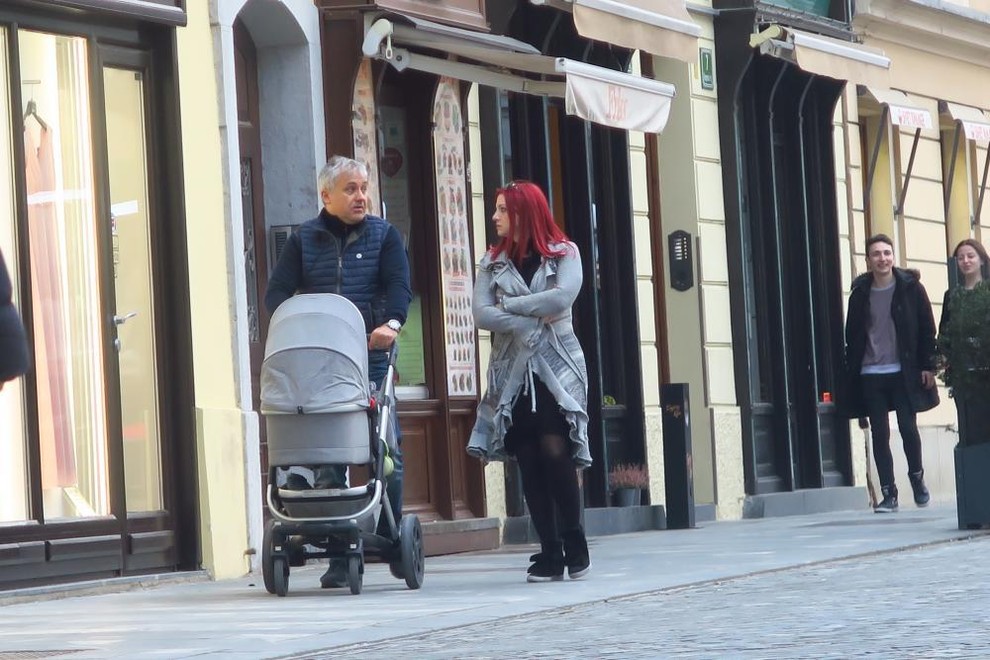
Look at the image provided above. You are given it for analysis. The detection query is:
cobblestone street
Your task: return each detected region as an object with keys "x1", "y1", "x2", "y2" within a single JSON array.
[{"x1": 304, "y1": 536, "x2": 990, "y2": 659}]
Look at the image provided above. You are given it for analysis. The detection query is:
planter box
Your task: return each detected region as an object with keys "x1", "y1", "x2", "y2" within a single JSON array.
[
  {"x1": 955, "y1": 443, "x2": 990, "y2": 529},
  {"x1": 612, "y1": 488, "x2": 642, "y2": 507}
]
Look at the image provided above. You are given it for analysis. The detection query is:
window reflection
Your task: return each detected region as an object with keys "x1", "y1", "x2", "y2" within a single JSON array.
[
  {"x1": 19, "y1": 29, "x2": 110, "y2": 520},
  {"x1": 0, "y1": 27, "x2": 30, "y2": 524}
]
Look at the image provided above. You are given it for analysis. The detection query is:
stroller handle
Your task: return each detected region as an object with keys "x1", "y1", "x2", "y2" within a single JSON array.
[{"x1": 367, "y1": 335, "x2": 399, "y2": 368}]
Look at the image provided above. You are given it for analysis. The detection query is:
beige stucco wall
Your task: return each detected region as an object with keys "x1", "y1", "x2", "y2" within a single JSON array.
[
  {"x1": 176, "y1": 2, "x2": 252, "y2": 579},
  {"x1": 467, "y1": 85, "x2": 507, "y2": 523},
  {"x1": 648, "y1": 10, "x2": 744, "y2": 520}
]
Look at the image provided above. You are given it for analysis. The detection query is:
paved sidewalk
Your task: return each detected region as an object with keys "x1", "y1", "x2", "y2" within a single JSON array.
[{"x1": 0, "y1": 506, "x2": 982, "y2": 659}]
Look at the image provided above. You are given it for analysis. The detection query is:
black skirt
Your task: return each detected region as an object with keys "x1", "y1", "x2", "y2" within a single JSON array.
[{"x1": 503, "y1": 375, "x2": 570, "y2": 455}]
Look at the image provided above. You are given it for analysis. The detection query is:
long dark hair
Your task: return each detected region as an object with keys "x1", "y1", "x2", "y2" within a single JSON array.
[
  {"x1": 952, "y1": 238, "x2": 990, "y2": 282},
  {"x1": 489, "y1": 180, "x2": 568, "y2": 263}
]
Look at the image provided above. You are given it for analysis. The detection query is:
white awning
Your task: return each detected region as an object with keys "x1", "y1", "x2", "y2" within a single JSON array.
[
  {"x1": 557, "y1": 59, "x2": 675, "y2": 133},
  {"x1": 943, "y1": 102, "x2": 990, "y2": 143},
  {"x1": 752, "y1": 25, "x2": 891, "y2": 88},
  {"x1": 860, "y1": 87, "x2": 935, "y2": 130},
  {"x1": 530, "y1": 0, "x2": 701, "y2": 63},
  {"x1": 362, "y1": 16, "x2": 678, "y2": 133}
]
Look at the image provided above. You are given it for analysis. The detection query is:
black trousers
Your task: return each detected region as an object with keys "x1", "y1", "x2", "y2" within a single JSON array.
[{"x1": 861, "y1": 372, "x2": 924, "y2": 488}]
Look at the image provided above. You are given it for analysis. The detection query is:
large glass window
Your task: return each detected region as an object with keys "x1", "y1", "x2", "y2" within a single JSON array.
[
  {"x1": 19, "y1": 30, "x2": 110, "y2": 520},
  {"x1": 0, "y1": 26, "x2": 30, "y2": 524}
]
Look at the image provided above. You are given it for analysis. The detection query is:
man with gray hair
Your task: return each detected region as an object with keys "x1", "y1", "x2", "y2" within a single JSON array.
[{"x1": 265, "y1": 155, "x2": 412, "y2": 586}]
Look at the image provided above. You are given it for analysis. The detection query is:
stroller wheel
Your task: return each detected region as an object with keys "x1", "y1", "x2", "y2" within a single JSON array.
[
  {"x1": 347, "y1": 555, "x2": 363, "y2": 595},
  {"x1": 399, "y1": 515, "x2": 425, "y2": 590},
  {"x1": 262, "y1": 520, "x2": 289, "y2": 596},
  {"x1": 272, "y1": 557, "x2": 289, "y2": 597},
  {"x1": 388, "y1": 561, "x2": 404, "y2": 580}
]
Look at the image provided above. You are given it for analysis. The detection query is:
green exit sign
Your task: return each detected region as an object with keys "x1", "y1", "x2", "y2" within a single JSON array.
[{"x1": 699, "y1": 48, "x2": 714, "y2": 90}]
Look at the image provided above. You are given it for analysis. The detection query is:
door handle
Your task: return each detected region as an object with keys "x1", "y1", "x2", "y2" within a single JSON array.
[{"x1": 113, "y1": 311, "x2": 138, "y2": 326}]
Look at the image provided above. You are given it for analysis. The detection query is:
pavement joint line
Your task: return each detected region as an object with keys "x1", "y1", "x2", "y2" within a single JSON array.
[{"x1": 277, "y1": 531, "x2": 990, "y2": 659}]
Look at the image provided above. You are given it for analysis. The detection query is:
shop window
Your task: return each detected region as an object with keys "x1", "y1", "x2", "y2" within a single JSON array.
[
  {"x1": 0, "y1": 26, "x2": 30, "y2": 523},
  {"x1": 18, "y1": 30, "x2": 111, "y2": 520},
  {"x1": 378, "y1": 102, "x2": 428, "y2": 397},
  {"x1": 939, "y1": 102, "x2": 990, "y2": 263},
  {"x1": 859, "y1": 111, "x2": 896, "y2": 246},
  {"x1": 762, "y1": 0, "x2": 851, "y2": 21}
]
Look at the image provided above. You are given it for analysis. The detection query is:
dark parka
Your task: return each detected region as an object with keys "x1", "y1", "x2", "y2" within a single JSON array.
[
  {"x1": 841, "y1": 267, "x2": 939, "y2": 419},
  {"x1": 0, "y1": 248, "x2": 29, "y2": 383}
]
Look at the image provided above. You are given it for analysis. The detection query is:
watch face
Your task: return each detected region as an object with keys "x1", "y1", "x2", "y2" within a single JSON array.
[{"x1": 388, "y1": 320, "x2": 401, "y2": 332}]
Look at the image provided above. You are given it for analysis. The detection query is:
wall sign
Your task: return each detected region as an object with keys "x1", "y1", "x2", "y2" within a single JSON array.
[{"x1": 699, "y1": 48, "x2": 714, "y2": 91}]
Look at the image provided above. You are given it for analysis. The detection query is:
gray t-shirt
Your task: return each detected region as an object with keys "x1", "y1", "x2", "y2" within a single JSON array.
[{"x1": 862, "y1": 281, "x2": 901, "y2": 374}]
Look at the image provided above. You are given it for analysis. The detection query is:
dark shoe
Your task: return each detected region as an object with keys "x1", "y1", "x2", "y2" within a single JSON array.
[
  {"x1": 562, "y1": 528, "x2": 591, "y2": 579},
  {"x1": 909, "y1": 470, "x2": 931, "y2": 507},
  {"x1": 526, "y1": 550, "x2": 564, "y2": 583},
  {"x1": 874, "y1": 485, "x2": 899, "y2": 513},
  {"x1": 319, "y1": 558, "x2": 347, "y2": 588}
]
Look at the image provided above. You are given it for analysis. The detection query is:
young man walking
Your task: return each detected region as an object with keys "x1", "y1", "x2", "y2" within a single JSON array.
[{"x1": 843, "y1": 234, "x2": 938, "y2": 512}]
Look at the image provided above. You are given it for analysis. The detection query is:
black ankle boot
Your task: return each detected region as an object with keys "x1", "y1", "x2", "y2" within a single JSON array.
[
  {"x1": 874, "y1": 485, "x2": 898, "y2": 513},
  {"x1": 562, "y1": 528, "x2": 591, "y2": 579},
  {"x1": 527, "y1": 544, "x2": 564, "y2": 582},
  {"x1": 908, "y1": 470, "x2": 930, "y2": 507}
]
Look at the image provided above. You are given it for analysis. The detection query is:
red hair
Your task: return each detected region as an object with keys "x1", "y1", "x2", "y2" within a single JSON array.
[{"x1": 489, "y1": 180, "x2": 569, "y2": 263}]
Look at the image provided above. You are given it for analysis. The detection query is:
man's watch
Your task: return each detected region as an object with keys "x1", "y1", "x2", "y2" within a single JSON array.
[{"x1": 386, "y1": 319, "x2": 402, "y2": 333}]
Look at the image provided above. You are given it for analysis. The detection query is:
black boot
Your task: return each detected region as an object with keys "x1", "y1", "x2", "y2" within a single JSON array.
[
  {"x1": 562, "y1": 528, "x2": 591, "y2": 579},
  {"x1": 874, "y1": 485, "x2": 898, "y2": 513},
  {"x1": 527, "y1": 543, "x2": 564, "y2": 582},
  {"x1": 319, "y1": 558, "x2": 347, "y2": 588},
  {"x1": 908, "y1": 470, "x2": 930, "y2": 507}
]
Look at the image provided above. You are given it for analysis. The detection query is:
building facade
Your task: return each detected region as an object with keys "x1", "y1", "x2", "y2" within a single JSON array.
[{"x1": 0, "y1": 0, "x2": 274, "y2": 590}]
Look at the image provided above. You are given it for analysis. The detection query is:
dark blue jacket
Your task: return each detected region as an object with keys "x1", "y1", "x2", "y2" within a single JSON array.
[
  {"x1": 264, "y1": 210, "x2": 411, "y2": 333},
  {"x1": 0, "y1": 248, "x2": 29, "y2": 383}
]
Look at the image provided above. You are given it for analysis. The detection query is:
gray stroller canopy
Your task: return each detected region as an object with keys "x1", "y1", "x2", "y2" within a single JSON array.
[{"x1": 261, "y1": 293, "x2": 370, "y2": 415}]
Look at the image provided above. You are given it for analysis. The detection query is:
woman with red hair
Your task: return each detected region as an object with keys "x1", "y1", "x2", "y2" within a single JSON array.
[{"x1": 468, "y1": 181, "x2": 592, "y2": 582}]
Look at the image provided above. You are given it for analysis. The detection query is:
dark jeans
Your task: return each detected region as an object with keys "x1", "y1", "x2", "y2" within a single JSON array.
[
  {"x1": 312, "y1": 348, "x2": 404, "y2": 524},
  {"x1": 861, "y1": 372, "x2": 924, "y2": 488}
]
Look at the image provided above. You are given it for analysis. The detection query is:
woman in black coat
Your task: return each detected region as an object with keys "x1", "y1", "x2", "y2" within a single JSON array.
[{"x1": 0, "y1": 247, "x2": 29, "y2": 387}]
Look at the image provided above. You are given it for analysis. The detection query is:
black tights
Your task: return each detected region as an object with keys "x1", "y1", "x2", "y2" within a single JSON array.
[{"x1": 515, "y1": 432, "x2": 582, "y2": 554}]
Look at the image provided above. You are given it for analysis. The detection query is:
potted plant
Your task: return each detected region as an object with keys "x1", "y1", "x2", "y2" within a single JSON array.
[
  {"x1": 608, "y1": 463, "x2": 649, "y2": 507},
  {"x1": 937, "y1": 282, "x2": 990, "y2": 528}
]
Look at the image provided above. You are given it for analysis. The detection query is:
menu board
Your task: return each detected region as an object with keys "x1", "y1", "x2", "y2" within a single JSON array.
[
  {"x1": 351, "y1": 60, "x2": 380, "y2": 215},
  {"x1": 433, "y1": 78, "x2": 476, "y2": 397}
]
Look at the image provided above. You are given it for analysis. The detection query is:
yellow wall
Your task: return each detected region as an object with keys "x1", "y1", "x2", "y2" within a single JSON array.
[
  {"x1": 650, "y1": 12, "x2": 744, "y2": 519},
  {"x1": 175, "y1": 2, "x2": 251, "y2": 579},
  {"x1": 467, "y1": 85, "x2": 507, "y2": 522}
]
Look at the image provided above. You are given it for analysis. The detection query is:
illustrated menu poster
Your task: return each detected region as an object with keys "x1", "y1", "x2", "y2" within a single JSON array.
[
  {"x1": 351, "y1": 60, "x2": 380, "y2": 215},
  {"x1": 433, "y1": 77, "x2": 476, "y2": 397},
  {"x1": 395, "y1": 295, "x2": 426, "y2": 386}
]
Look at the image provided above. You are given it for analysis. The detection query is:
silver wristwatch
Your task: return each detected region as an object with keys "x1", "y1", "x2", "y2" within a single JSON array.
[{"x1": 386, "y1": 319, "x2": 402, "y2": 332}]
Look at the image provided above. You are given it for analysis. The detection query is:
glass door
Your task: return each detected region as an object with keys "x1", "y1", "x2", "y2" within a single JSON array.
[{"x1": 101, "y1": 63, "x2": 163, "y2": 514}]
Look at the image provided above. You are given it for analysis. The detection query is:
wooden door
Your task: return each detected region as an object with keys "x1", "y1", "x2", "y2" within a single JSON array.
[{"x1": 233, "y1": 21, "x2": 270, "y2": 485}]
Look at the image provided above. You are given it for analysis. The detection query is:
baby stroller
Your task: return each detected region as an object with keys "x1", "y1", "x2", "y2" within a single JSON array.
[{"x1": 260, "y1": 293, "x2": 424, "y2": 596}]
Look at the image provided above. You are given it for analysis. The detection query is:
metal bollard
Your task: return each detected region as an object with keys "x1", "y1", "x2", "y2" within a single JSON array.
[{"x1": 662, "y1": 383, "x2": 695, "y2": 529}]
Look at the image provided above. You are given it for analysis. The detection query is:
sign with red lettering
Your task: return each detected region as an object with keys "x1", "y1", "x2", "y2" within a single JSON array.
[
  {"x1": 557, "y1": 58, "x2": 676, "y2": 134},
  {"x1": 887, "y1": 104, "x2": 933, "y2": 130}
]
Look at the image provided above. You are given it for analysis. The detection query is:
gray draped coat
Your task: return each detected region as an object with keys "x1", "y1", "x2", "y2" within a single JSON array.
[{"x1": 467, "y1": 241, "x2": 591, "y2": 468}]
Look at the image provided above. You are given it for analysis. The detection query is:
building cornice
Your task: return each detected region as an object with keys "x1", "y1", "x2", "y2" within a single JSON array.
[{"x1": 854, "y1": 0, "x2": 990, "y2": 62}]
